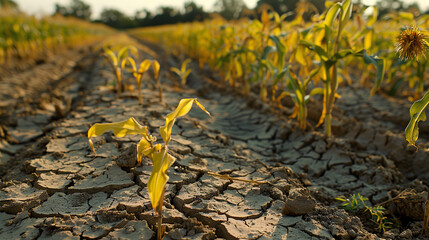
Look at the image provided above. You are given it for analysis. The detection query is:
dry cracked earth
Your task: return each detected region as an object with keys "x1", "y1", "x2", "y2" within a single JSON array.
[{"x1": 0, "y1": 38, "x2": 429, "y2": 240}]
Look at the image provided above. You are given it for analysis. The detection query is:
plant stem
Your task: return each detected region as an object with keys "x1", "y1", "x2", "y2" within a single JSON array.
[
  {"x1": 115, "y1": 67, "x2": 122, "y2": 94},
  {"x1": 157, "y1": 78, "x2": 163, "y2": 102},
  {"x1": 299, "y1": 102, "x2": 307, "y2": 130},
  {"x1": 157, "y1": 210, "x2": 163, "y2": 240},
  {"x1": 157, "y1": 188, "x2": 165, "y2": 240},
  {"x1": 324, "y1": 64, "x2": 332, "y2": 137},
  {"x1": 137, "y1": 81, "x2": 142, "y2": 105}
]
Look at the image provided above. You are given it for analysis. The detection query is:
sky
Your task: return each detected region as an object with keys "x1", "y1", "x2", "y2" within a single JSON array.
[{"x1": 14, "y1": 0, "x2": 429, "y2": 19}]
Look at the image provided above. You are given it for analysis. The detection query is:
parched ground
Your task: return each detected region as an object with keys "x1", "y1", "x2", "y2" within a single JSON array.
[{"x1": 0, "y1": 37, "x2": 428, "y2": 240}]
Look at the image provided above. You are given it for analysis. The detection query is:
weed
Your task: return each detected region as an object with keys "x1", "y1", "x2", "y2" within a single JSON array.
[{"x1": 336, "y1": 194, "x2": 392, "y2": 233}]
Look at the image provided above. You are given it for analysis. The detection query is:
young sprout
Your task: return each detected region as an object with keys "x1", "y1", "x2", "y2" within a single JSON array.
[
  {"x1": 170, "y1": 59, "x2": 192, "y2": 86},
  {"x1": 103, "y1": 45, "x2": 137, "y2": 94},
  {"x1": 122, "y1": 58, "x2": 160, "y2": 105},
  {"x1": 88, "y1": 98, "x2": 210, "y2": 240},
  {"x1": 152, "y1": 60, "x2": 163, "y2": 101}
]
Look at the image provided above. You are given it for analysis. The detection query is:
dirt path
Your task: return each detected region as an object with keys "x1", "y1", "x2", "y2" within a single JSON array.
[{"x1": 0, "y1": 38, "x2": 428, "y2": 239}]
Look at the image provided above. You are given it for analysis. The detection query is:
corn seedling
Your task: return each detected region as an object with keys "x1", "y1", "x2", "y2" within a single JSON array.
[
  {"x1": 171, "y1": 59, "x2": 192, "y2": 86},
  {"x1": 103, "y1": 45, "x2": 137, "y2": 94},
  {"x1": 122, "y1": 57, "x2": 160, "y2": 105},
  {"x1": 152, "y1": 60, "x2": 163, "y2": 102},
  {"x1": 276, "y1": 68, "x2": 322, "y2": 130},
  {"x1": 88, "y1": 98, "x2": 210, "y2": 240}
]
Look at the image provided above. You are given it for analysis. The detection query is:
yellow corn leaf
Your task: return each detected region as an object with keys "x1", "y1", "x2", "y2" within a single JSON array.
[
  {"x1": 160, "y1": 98, "x2": 210, "y2": 145},
  {"x1": 234, "y1": 58, "x2": 243, "y2": 78},
  {"x1": 289, "y1": 105, "x2": 299, "y2": 119},
  {"x1": 183, "y1": 69, "x2": 192, "y2": 79},
  {"x1": 261, "y1": 10, "x2": 270, "y2": 30},
  {"x1": 104, "y1": 49, "x2": 118, "y2": 67},
  {"x1": 364, "y1": 30, "x2": 373, "y2": 50},
  {"x1": 118, "y1": 45, "x2": 137, "y2": 62},
  {"x1": 276, "y1": 91, "x2": 290, "y2": 108},
  {"x1": 182, "y1": 69, "x2": 192, "y2": 86},
  {"x1": 181, "y1": 59, "x2": 192, "y2": 72},
  {"x1": 148, "y1": 146, "x2": 176, "y2": 211},
  {"x1": 170, "y1": 67, "x2": 182, "y2": 76},
  {"x1": 295, "y1": 46, "x2": 307, "y2": 66},
  {"x1": 121, "y1": 57, "x2": 137, "y2": 78},
  {"x1": 136, "y1": 137, "x2": 152, "y2": 163},
  {"x1": 88, "y1": 117, "x2": 148, "y2": 155},
  {"x1": 138, "y1": 59, "x2": 152, "y2": 74},
  {"x1": 324, "y1": 3, "x2": 341, "y2": 29},
  {"x1": 317, "y1": 93, "x2": 327, "y2": 127},
  {"x1": 152, "y1": 60, "x2": 160, "y2": 79}
]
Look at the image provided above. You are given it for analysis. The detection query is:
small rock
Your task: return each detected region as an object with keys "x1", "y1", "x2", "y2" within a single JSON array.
[
  {"x1": 329, "y1": 224, "x2": 349, "y2": 240},
  {"x1": 166, "y1": 228, "x2": 187, "y2": 240},
  {"x1": 398, "y1": 229, "x2": 412, "y2": 239},
  {"x1": 107, "y1": 220, "x2": 154, "y2": 239},
  {"x1": 383, "y1": 229, "x2": 399, "y2": 239},
  {"x1": 282, "y1": 195, "x2": 316, "y2": 216}
]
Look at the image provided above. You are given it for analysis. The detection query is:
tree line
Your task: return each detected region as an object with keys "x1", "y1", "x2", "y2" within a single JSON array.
[{"x1": 1, "y1": 0, "x2": 427, "y2": 29}]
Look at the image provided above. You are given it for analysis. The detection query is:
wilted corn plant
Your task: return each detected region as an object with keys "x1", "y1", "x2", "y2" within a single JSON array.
[
  {"x1": 103, "y1": 45, "x2": 137, "y2": 94},
  {"x1": 122, "y1": 57, "x2": 160, "y2": 105},
  {"x1": 170, "y1": 59, "x2": 192, "y2": 87},
  {"x1": 87, "y1": 98, "x2": 210, "y2": 240},
  {"x1": 400, "y1": 26, "x2": 429, "y2": 235},
  {"x1": 300, "y1": 0, "x2": 385, "y2": 137}
]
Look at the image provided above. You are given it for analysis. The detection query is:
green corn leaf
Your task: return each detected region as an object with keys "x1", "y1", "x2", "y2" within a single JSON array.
[
  {"x1": 405, "y1": 91, "x2": 429, "y2": 146},
  {"x1": 304, "y1": 67, "x2": 321, "y2": 88},
  {"x1": 269, "y1": 35, "x2": 286, "y2": 66},
  {"x1": 88, "y1": 117, "x2": 148, "y2": 155},
  {"x1": 273, "y1": 67, "x2": 288, "y2": 86},
  {"x1": 361, "y1": 51, "x2": 385, "y2": 96},
  {"x1": 160, "y1": 98, "x2": 210, "y2": 145},
  {"x1": 300, "y1": 40, "x2": 329, "y2": 61},
  {"x1": 262, "y1": 46, "x2": 276, "y2": 60},
  {"x1": 148, "y1": 146, "x2": 176, "y2": 211}
]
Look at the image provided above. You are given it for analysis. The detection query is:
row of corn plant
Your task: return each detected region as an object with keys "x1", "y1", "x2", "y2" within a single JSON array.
[
  {"x1": 0, "y1": 10, "x2": 112, "y2": 65},
  {"x1": 130, "y1": 0, "x2": 390, "y2": 137}
]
